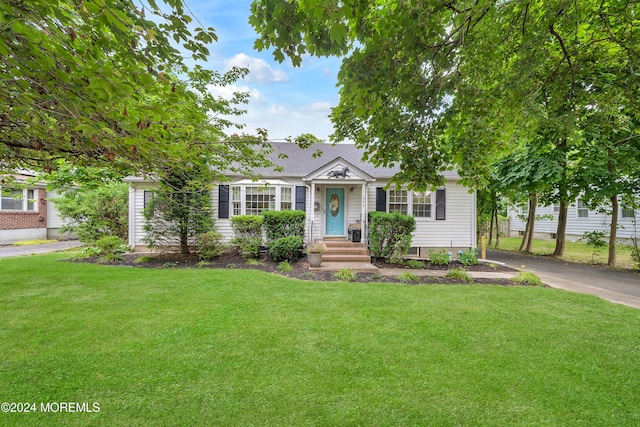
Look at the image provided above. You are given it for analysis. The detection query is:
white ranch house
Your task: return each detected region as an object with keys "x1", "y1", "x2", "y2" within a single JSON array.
[
  {"x1": 125, "y1": 143, "x2": 477, "y2": 257},
  {"x1": 509, "y1": 201, "x2": 639, "y2": 241}
]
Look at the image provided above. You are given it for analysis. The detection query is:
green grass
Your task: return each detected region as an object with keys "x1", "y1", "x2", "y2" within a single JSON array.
[
  {"x1": 495, "y1": 237, "x2": 636, "y2": 269},
  {"x1": 12, "y1": 239, "x2": 58, "y2": 246},
  {"x1": 445, "y1": 267, "x2": 474, "y2": 283},
  {"x1": 513, "y1": 271, "x2": 544, "y2": 286},
  {"x1": 1, "y1": 253, "x2": 640, "y2": 426}
]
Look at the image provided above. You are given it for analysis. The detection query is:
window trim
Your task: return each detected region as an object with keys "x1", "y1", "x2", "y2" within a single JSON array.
[
  {"x1": 577, "y1": 199, "x2": 589, "y2": 219},
  {"x1": 385, "y1": 187, "x2": 439, "y2": 219},
  {"x1": 621, "y1": 206, "x2": 636, "y2": 219},
  {"x1": 227, "y1": 184, "x2": 295, "y2": 217},
  {"x1": 0, "y1": 187, "x2": 38, "y2": 212}
]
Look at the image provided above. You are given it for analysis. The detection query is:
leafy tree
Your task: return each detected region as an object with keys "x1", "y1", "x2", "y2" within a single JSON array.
[
  {"x1": 250, "y1": 0, "x2": 640, "y2": 260},
  {"x1": 53, "y1": 181, "x2": 128, "y2": 243},
  {"x1": 1, "y1": 0, "x2": 250, "y2": 176},
  {"x1": 143, "y1": 161, "x2": 214, "y2": 255}
]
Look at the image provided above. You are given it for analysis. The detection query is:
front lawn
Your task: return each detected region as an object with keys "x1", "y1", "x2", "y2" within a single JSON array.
[
  {"x1": 1, "y1": 253, "x2": 639, "y2": 426},
  {"x1": 495, "y1": 237, "x2": 637, "y2": 269}
]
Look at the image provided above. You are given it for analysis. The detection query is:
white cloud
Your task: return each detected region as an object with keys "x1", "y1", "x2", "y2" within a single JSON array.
[
  {"x1": 307, "y1": 102, "x2": 332, "y2": 112},
  {"x1": 223, "y1": 53, "x2": 289, "y2": 84},
  {"x1": 207, "y1": 84, "x2": 264, "y2": 103},
  {"x1": 207, "y1": 86, "x2": 336, "y2": 142}
]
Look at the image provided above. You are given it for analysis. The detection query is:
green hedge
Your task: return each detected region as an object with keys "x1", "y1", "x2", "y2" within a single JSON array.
[
  {"x1": 262, "y1": 210, "x2": 305, "y2": 242},
  {"x1": 368, "y1": 211, "x2": 416, "y2": 263},
  {"x1": 231, "y1": 215, "x2": 264, "y2": 258}
]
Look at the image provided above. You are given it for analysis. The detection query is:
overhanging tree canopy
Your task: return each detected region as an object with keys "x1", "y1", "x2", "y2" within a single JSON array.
[
  {"x1": 1, "y1": 0, "x2": 265, "y2": 175},
  {"x1": 250, "y1": 0, "x2": 640, "y2": 189}
]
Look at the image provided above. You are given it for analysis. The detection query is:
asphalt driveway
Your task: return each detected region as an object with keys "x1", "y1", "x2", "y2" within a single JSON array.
[
  {"x1": 0, "y1": 240, "x2": 83, "y2": 258},
  {"x1": 487, "y1": 249, "x2": 640, "y2": 309}
]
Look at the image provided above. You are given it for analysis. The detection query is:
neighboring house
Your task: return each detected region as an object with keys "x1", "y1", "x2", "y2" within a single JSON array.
[
  {"x1": 509, "y1": 200, "x2": 639, "y2": 241},
  {"x1": 0, "y1": 172, "x2": 70, "y2": 243},
  {"x1": 125, "y1": 143, "x2": 477, "y2": 257}
]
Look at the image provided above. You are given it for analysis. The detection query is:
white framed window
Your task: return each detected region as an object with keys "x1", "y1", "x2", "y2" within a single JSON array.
[
  {"x1": 552, "y1": 204, "x2": 560, "y2": 213},
  {"x1": 577, "y1": 199, "x2": 589, "y2": 218},
  {"x1": 521, "y1": 203, "x2": 529, "y2": 216},
  {"x1": 622, "y1": 206, "x2": 636, "y2": 219},
  {"x1": 245, "y1": 186, "x2": 276, "y2": 215},
  {"x1": 388, "y1": 189, "x2": 408, "y2": 214},
  {"x1": 1, "y1": 188, "x2": 37, "y2": 212},
  {"x1": 412, "y1": 191, "x2": 431, "y2": 218},
  {"x1": 280, "y1": 187, "x2": 292, "y2": 210},
  {"x1": 231, "y1": 186, "x2": 241, "y2": 216}
]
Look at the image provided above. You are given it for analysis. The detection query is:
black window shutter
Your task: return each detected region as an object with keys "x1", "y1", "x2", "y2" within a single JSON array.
[
  {"x1": 295, "y1": 186, "x2": 306, "y2": 211},
  {"x1": 436, "y1": 189, "x2": 446, "y2": 220},
  {"x1": 376, "y1": 187, "x2": 387, "y2": 212},
  {"x1": 218, "y1": 185, "x2": 229, "y2": 219}
]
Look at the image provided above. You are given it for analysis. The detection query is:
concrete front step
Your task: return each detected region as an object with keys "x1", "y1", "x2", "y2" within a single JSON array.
[
  {"x1": 323, "y1": 254, "x2": 371, "y2": 262},
  {"x1": 310, "y1": 261, "x2": 379, "y2": 272},
  {"x1": 323, "y1": 247, "x2": 368, "y2": 256}
]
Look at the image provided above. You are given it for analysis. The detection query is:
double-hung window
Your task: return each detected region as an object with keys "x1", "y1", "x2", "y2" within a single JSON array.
[
  {"x1": 388, "y1": 189, "x2": 408, "y2": 214},
  {"x1": 577, "y1": 199, "x2": 589, "y2": 218},
  {"x1": 622, "y1": 206, "x2": 636, "y2": 219},
  {"x1": 412, "y1": 191, "x2": 431, "y2": 218},
  {"x1": 1, "y1": 188, "x2": 36, "y2": 211},
  {"x1": 280, "y1": 187, "x2": 292, "y2": 210}
]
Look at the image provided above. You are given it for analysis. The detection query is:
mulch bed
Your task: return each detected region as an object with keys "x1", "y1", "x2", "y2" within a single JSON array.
[{"x1": 68, "y1": 250, "x2": 530, "y2": 286}]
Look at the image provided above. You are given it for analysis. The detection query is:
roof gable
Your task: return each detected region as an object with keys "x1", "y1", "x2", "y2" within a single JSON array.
[{"x1": 304, "y1": 157, "x2": 374, "y2": 182}]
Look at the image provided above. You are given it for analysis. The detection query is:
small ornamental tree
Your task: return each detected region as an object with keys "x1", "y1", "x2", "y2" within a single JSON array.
[{"x1": 143, "y1": 162, "x2": 214, "y2": 254}]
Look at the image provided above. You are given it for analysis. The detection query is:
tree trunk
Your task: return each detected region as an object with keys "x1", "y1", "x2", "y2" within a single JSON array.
[
  {"x1": 489, "y1": 209, "x2": 495, "y2": 246},
  {"x1": 608, "y1": 195, "x2": 618, "y2": 267},
  {"x1": 494, "y1": 208, "x2": 500, "y2": 248},
  {"x1": 180, "y1": 223, "x2": 190, "y2": 254},
  {"x1": 519, "y1": 193, "x2": 537, "y2": 252},
  {"x1": 553, "y1": 196, "x2": 568, "y2": 258}
]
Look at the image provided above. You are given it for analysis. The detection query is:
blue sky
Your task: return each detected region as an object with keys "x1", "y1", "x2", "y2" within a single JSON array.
[{"x1": 186, "y1": 0, "x2": 343, "y2": 142}]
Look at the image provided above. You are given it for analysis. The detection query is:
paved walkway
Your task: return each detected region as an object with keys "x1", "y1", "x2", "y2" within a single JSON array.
[
  {"x1": 0, "y1": 240, "x2": 83, "y2": 258},
  {"x1": 486, "y1": 249, "x2": 640, "y2": 309}
]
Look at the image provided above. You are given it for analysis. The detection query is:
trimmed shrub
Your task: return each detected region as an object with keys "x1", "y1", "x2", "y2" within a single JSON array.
[
  {"x1": 54, "y1": 181, "x2": 128, "y2": 244},
  {"x1": 368, "y1": 211, "x2": 416, "y2": 263},
  {"x1": 197, "y1": 231, "x2": 225, "y2": 261},
  {"x1": 429, "y1": 249, "x2": 451, "y2": 265},
  {"x1": 94, "y1": 235, "x2": 128, "y2": 263},
  {"x1": 263, "y1": 210, "x2": 306, "y2": 242},
  {"x1": 268, "y1": 235, "x2": 303, "y2": 262},
  {"x1": 231, "y1": 215, "x2": 264, "y2": 258},
  {"x1": 458, "y1": 249, "x2": 479, "y2": 265}
]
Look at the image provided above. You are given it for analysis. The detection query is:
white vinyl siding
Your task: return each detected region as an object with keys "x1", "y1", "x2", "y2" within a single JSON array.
[{"x1": 368, "y1": 181, "x2": 475, "y2": 248}]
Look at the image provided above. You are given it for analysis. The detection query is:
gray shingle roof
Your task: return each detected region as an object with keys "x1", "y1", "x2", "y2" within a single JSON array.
[{"x1": 233, "y1": 142, "x2": 459, "y2": 180}]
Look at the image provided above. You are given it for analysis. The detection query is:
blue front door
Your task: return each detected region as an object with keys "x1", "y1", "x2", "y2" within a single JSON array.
[{"x1": 326, "y1": 188, "x2": 345, "y2": 235}]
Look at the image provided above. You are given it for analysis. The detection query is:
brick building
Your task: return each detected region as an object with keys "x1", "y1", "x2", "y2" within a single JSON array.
[{"x1": 0, "y1": 173, "x2": 69, "y2": 243}]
